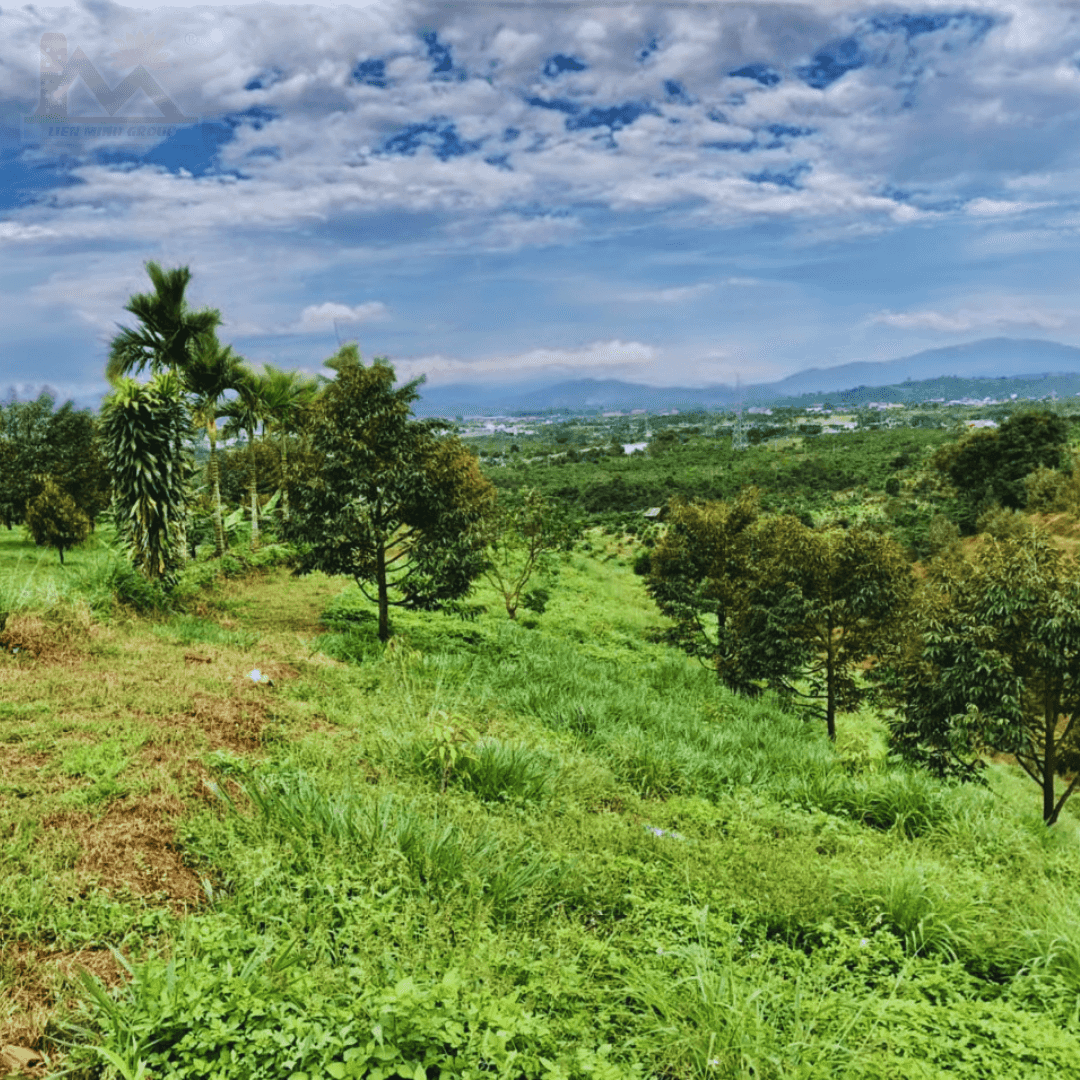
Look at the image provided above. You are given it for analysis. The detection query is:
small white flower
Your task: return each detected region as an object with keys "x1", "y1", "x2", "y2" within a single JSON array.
[
  {"x1": 248, "y1": 668, "x2": 262, "y2": 682},
  {"x1": 708, "y1": 1059, "x2": 721, "y2": 1068}
]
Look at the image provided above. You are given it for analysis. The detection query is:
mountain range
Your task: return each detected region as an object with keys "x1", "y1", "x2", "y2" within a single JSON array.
[{"x1": 412, "y1": 337, "x2": 1080, "y2": 416}]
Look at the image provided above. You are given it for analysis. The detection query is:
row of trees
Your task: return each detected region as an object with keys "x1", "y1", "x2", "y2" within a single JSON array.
[
  {"x1": 644, "y1": 492, "x2": 1080, "y2": 824},
  {"x1": 91, "y1": 261, "x2": 562, "y2": 641}
]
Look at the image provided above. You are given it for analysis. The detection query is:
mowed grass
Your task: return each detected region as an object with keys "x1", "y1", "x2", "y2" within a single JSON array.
[{"x1": 2, "y1": 530, "x2": 1080, "y2": 1078}]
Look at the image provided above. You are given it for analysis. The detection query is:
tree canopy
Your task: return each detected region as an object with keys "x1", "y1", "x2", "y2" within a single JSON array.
[
  {"x1": 883, "y1": 524, "x2": 1080, "y2": 824},
  {"x1": 286, "y1": 345, "x2": 496, "y2": 641}
]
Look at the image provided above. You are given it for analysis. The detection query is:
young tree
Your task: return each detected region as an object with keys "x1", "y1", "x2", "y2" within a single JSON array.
[
  {"x1": 24, "y1": 476, "x2": 90, "y2": 564},
  {"x1": 645, "y1": 490, "x2": 809, "y2": 698},
  {"x1": 757, "y1": 520, "x2": 914, "y2": 740},
  {"x1": 481, "y1": 488, "x2": 570, "y2": 619},
  {"x1": 884, "y1": 525, "x2": 1080, "y2": 824},
  {"x1": 99, "y1": 373, "x2": 194, "y2": 583},
  {"x1": 646, "y1": 495, "x2": 913, "y2": 738},
  {"x1": 286, "y1": 345, "x2": 497, "y2": 641}
]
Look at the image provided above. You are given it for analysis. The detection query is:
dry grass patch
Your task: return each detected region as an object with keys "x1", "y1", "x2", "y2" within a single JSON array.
[
  {"x1": 40, "y1": 796, "x2": 205, "y2": 912},
  {"x1": 1, "y1": 942, "x2": 127, "y2": 1069}
]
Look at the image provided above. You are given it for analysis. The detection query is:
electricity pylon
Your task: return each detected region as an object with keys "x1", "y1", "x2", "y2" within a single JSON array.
[{"x1": 732, "y1": 373, "x2": 749, "y2": 451}]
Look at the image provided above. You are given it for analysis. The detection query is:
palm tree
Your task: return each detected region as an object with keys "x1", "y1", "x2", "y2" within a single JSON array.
[
  {"x1": 221, "y1": 366, "x2": 272, "y2": 550},
  {"x1": 256, "y1": 364, "x2": 322, "y2": 523},
  {"x1": 106, "y1": 261, "x2": 221, "y2": 564},
  {"x1": 106, "y1": 262, "x2": 222, "y2": 383},
  {"x1": 183, "y1": 332, "x2": 247, "y2": 556}
]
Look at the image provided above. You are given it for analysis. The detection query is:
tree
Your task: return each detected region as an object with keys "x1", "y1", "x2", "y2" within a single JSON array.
[
  {"x1": 99, "y1": 373, "x2": 194, "y2": 584},
  {"x1": 256, "y1": 364, "x2": 322, "y2": 523},
  {"x1": 932, "y1": 409, "x2": 1069, "y2": 531},
  {"x1": 106, "y1": 261, "x2": 222, "y2": 564},
  {"x1": 24, "y1": 476, "x2": 90, "y2": 564},
  {"x1": 646, "y1": 494, "x2": 913, "y2": 739},
  {"x1": 182, "y1": 332, "x2": 247, "y2": 556},
  {"x1": 0, "y1": 393, "x2": 110, "y2": 530},
  {"x1": 106, "y1": 262, "x2": 222, "y2": 383},
  {"x1": 757, "y1": 520, "x2": 913, "y2": 740},
  {"x1": 221, "y1": 365, "x2": 275, "y2": 550},
  {"x1": 286, "y1": 345, "x2": 497, "y2": 642},
  {"x1": 883, "y1": 526, "x2": 1080, "y2": 824},
  {"x1": 481, "y1": 488, "x2": 570, "y2": 619},
  {"x1": 645, "y1": 490, "x2": 809, "y2": 698}
]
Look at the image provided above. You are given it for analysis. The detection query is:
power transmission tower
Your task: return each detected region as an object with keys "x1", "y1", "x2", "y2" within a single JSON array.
[{"x1": 732, "y1": 373, "x2": 748, "y2": 451}]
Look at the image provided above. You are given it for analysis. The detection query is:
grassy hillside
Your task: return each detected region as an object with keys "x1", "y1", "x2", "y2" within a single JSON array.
[{"x1": 3, "y1": 527, "x2": 1080, "y2": 1079}]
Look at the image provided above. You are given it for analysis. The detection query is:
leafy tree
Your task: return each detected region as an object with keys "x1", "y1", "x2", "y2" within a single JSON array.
[
  {"x1": 647, "y1": 494, "x2": 912, "y2": 738},
  {"x1": 23, "y1": 476, "x2": 90, "y2": 564},
  {"x1": 756, "y1": 520, "x2": 913, "y2": 740},
  {"x1": 933, "y1": 409, "x2": 1069, "y2": 531},
  {"x1": 645, "y1": 490, "x2": 808, "y2": 699},
  {"x1": 0, "y1": 393, "x2": 109, "y2": 530},
  {"x1": 99, "y1": 373, "x2": 194, "y2": 584},
  {"x1": 481, "y1": 488, "x2": 570, "y2": 619},
  {"x1": 286, "y1": 345, "x2": 497, "y2": 641},
  {"x1": 883, "y1": 525, "x2": 1080, "y2": 824}
]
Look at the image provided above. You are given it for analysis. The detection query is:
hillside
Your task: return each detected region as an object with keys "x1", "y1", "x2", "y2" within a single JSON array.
[{"x1": 3, "y1": 527, "x2": 1080, "y2": 1079}]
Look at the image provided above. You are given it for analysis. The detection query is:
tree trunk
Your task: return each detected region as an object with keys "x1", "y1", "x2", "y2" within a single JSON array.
[
  {"x1": 58, "y1": 545, "x2": 65, "y2": 565},
  {"x1": 248, "y1": 433, "x2": 259, "y2": 550},
  {"x1": 280, "y1": 436, "x2": 290, "y2": 523},
  {"x1": 1044, "y1": 693, "x2": 1058, "y2": 824},
  {"x1": 208, "y1": 423, "x2": 225, "y2": 556},
  {"x1": 825, "y1": 621, "x2": 837, "y2": 742},
  {"x1": 376, "y1": 539, "x2": 390, "y2": 642}
]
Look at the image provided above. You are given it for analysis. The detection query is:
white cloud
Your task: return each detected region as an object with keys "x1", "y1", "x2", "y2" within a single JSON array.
[
  {"x1": 871, "y1": 303, "x2": 1069, "y2": 333},
  {"x1": 394, "y1": 338, "x2": 657, "y2": 384},
  {"x1": 296, "y1": 301, "x2": 389, "y2": 330}
]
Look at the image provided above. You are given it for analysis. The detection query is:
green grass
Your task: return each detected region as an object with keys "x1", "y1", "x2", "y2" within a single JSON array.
[{"x1": 3, "y1": 544, "x2": 1080, "y2": 1078}]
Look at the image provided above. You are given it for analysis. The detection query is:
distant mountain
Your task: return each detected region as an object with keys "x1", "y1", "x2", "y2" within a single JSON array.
[
  {"x1": 758, "y1": 338, "x2": 1080, "y2": 400},
  {"x1": 412, "y1": 337, "x2": 1080, "y2": 415}
]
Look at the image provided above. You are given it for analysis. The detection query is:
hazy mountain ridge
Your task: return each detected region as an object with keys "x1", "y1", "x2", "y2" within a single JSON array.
[{"x1": 413, "y1": 338, "x2": 1080, "y2": 415}]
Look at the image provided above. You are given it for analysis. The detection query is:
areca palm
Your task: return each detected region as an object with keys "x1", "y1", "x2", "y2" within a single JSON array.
[
  {"x1": 106, "y1": 261, "x2": 220, "y2": 564},
  {"x1": 106, "y1": 262, "x2": 222, "y2": 384},
  {"x1": 183, "y1": 333, "x2": 247, "y2": 556},
  {"x1": 221, "y1": 366, "x2": 273, "y2": 549},
  {"x1": 256, "y1": 364, "x2": 322, "y2": 522}
]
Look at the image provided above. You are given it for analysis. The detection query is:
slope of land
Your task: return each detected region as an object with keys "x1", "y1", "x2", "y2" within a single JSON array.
[{"x1": 2, "y1": 528, "x2": 1080, "y2": 1079}]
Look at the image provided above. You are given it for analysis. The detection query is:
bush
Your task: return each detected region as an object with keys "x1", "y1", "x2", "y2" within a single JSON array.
[{"x1": 23, "y1": 477, "x2": 91, "y2": 564}]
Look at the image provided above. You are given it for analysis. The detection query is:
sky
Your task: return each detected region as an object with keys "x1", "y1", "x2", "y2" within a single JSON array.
[{"x1": 3, "y1": 0, "x2": 1080, "y2": 411}]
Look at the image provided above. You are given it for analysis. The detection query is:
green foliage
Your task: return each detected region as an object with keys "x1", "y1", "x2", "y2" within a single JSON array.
[
  {"x1": 481, "y1": 488, "x2": 570, "y2": 619},
  {"x1": 287, "y1": 345, "x2": 497, "y2": 641},
  {"x1": 646, "y1": 492, "x2": 913, "y2": 737},
  {"x1": 0, "y1": 393, "x2": 109, "y2": 530},
  {"x1": 23, "y1": 475, "x2": 91, "y2": 564},
  {"x1": 933, "y1": 409, "x2": 1070, "y2": 531},
  {"x1": 99, "y1": 373, "x2": 195, "y2": 585},
  {"x1": 883, "y1": 524, "x2": 1080, "y2": 823}
]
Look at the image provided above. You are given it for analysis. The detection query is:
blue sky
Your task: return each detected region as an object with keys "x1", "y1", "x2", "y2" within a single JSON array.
[{"x1": 3, "y1": 0, "x2": 1080, "y2": 410}]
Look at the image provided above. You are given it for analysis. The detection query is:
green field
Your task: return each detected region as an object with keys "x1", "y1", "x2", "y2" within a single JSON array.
[{"x1": 3, "y1": 522, "x2": 1080, "y2": 1080}]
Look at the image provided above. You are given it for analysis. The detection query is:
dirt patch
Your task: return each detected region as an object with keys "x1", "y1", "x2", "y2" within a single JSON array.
[
  {"x1": 40, "y1": 797, "x2": 205, "y2": 911},
  {"x1": 0, "y1": 943, "x2": 127, "y2": 1068},
  {"x1": 0, "y1": 614, "x2": 91, "y2": 665}
]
